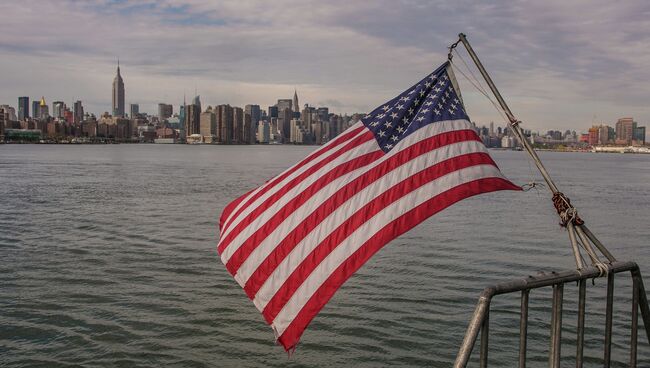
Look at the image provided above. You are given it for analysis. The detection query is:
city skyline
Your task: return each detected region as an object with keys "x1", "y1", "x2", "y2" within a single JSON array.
[{"x1": 1, "y1": 1, "x2": 650, "y2": 141}]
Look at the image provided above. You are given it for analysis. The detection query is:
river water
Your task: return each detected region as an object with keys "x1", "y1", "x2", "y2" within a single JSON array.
[{"x1": 1, "y1": 144, "x2": 648, "y2": 367}]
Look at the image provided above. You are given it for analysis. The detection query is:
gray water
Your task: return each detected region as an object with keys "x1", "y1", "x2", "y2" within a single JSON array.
[{"x1": 1, "y1": 144, "x2": 648, "y2": 367}]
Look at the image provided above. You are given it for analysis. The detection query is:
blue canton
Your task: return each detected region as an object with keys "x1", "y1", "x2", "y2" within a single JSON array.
[{"x1": 361, "y1": 62, "x2": 469, "y2": 152}]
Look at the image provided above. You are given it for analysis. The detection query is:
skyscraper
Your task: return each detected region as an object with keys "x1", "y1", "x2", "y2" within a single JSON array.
[
  {"x1": 185, "y1": 104, "x2": 201, "y2": 136},
  {"x1": 18, "y1": 97, "x2": 29, "y2": 120},
  {"x1": 130, "y1": 103, "x2": 139, "y2": 119},
  {"x1": 39, "y1": 97, "x2": 49, "y2": 119},
  {"x1": 73, "y1": 101, "x2": 84, "y2": 124},
  {"x1": 52, "y1": 101, "x2": 65, "y2": 119},
  {"x1": 293, "y1": 90, "x2": 299, "y2": 118},
  {"x1": 158, "y1": 103, "x2": 173, "y2": 121},
  {"x1": 615, "y1": 117, "x2": 635, "y2": 145},
  {"x1": 216, "y1": 104, "x2": 233, "y2": 144},
  {"x1": 32, "y1": 100, "x2": 40, "y2": 120},
  {"x1": 112, "y1": 60, "x2": 125, "y2": 117},
  {"x1": 245, "y1": 104, "x2": 261, "y2": 127}
]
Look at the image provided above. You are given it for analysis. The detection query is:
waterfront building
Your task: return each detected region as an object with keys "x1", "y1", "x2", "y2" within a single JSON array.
[
  {"x1": 200, "y1": 108, "x2": 216, "y2": 141},
  {"x1": 130, "y1": 103, "x2": 139, "y2": 119},
  {"x1": 290, "y1": 118, "x2": 307, "y2": 143},
  {"x1": 278, "y1": 107, "x2": 292, "y2": 142},
  {"x1": 73, "y1": 101, "x2": 84, "y2": 124},
  {"x1": 615, "y1": 117, "x2": 635, "y2": 145},
  {"x1": 243, "y1": 112, "x2": 254, "y2": 144},
  {"x1": 257, "y1": 120, "x2": 270, "y2": 143},
  {"x1": 633, "y1": 126, "x2": 646, "y2": 145},
  {"x1": 216, "y1": 104, "x2": 233, "y2": 144},
  {"x1": 245, "y1": 104, "x2": 261, "y2": 128},
  {"x1": 185, "y1": 104, "x2": 201, "y2": 137},
  {"x1": 0, "y1": 107, "x2": 6, "y2": 140},
  {"x1": 18, "y1": 97, "x2": 29, "y2": 120},
  {"x1": 52, "y1": 101, "x2": 65, "y2": 119},
  {"x1": 317, "y1": 107, "x2": 329, "y2": 123},
  {"x1": 158, "y1": 103, "x2": 173, "y2": 121},
  {"x1": 233, "y1": 106, "x2": 244, "y2": 143},
  {"x1": 588, "y1": 126, "x2": 599, "y2": 146},
  {"x1": 112, "y1": 61, "x2": 125, "y2": 117}
]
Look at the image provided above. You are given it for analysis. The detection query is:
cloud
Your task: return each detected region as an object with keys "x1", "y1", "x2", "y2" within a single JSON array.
[{"x1": 0, "y1": 0, "x2": 649, "y2": 137}]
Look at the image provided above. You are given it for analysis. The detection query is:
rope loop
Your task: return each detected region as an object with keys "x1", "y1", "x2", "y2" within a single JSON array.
[{"x1": 552, "y1": 192, "x2": 585, "y2": 227}]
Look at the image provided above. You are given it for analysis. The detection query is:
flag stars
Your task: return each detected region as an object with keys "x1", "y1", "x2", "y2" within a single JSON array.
[
  {"x1": 396, "y1": 104, "x2": 404, "y2": 110},
  {"x1": 391, "y1": 135, "x2": 399, "y2": 142},
  {"x1": 390, "y1": 112, "x2": 398, "y2": 119},
  {"x1": 378, "y1": 130, "x2": 386, "y2": 137}
]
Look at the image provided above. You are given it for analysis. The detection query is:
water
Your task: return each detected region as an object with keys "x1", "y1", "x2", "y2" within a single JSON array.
[{"x1": 1, "y1": 144, "x2": 648, "y2": 367}]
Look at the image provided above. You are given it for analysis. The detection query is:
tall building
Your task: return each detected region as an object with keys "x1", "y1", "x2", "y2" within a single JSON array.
[
  {"x1": 32, "y1": 100, "x2": 40, "y2": 120},
  {"x1": 73, "y1": 101, "x2": 84, "y2": 124},
  {"x1": 257, "y1": 120, "x2": 270, "y2": 143},
  {"x1": 277, "y1": 98, "x2": 292, "y2": 113},
  {"x1": 18, "y1": 97, "x2": 29, "y2": 120},
  {"x1": 192, "y1": 95, "x2": 201, "y2": 113},
  {"x1": 268, "y1": 105, "x2": 278, "y2": 119},
  {"x1": 216, "y1": 104, "x2": 233, "y2": 144},
  {"x1": 633, "y1": 126, "x2": 646, "y2": 145},
  {"x1": 112, "y1": 60, "x2": 125, "y2": 117},
  {"x1": 158, "y1": 103, "x2": 173, "y2": 121},
  {"x1": 185, "y1": 104, "x2": 201, "y2": 136},
  {"x1": 233, "y1": 107, "x2": 244, "y2": 143},
  {"x1": 615, "y1": 117, "x2": 635, "y2": 145},
  {"x1": 293, "y1": 90, "x2": 299, "y2": 118},
  {"x1": 38, "y1": 97, "x2": 49, "y2": 119},
  {"x1": 245, "y1": 104, "x2": 261, "y2": 127},
  {"x1": 0, "y1": 107, "x2": 5, "y2": 140},
  {"x1": 278, "y1": 107, "x2": 292, "y2": 142},
  {"x1": 200, "y1": 108, "x2": 216, "y2": 139},
  {"x1": 52, "y1": 101, "x2": 65, "y2": 119},
  {"x1": 130, "y1": 103, "x2": 139, "y2": 119}
]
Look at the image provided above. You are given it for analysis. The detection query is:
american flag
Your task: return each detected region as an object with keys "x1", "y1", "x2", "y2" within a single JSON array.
[{"x1": 217, "y1": 62, "x2": 520, "y2": 351}]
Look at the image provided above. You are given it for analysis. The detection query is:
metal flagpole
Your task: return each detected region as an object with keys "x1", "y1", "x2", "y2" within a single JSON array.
[{"x1": 450, "y1": 33, "x2": 614, "y2": 271}]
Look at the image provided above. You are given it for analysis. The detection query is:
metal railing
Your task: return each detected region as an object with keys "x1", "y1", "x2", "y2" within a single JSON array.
[{"x1": 454, "y1": 261, "x2": 650, "y2": 367}]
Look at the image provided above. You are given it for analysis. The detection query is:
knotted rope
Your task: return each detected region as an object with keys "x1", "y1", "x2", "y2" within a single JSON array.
[{"x1": 552, "y1": 192, "x2": 584, "y2": 227}]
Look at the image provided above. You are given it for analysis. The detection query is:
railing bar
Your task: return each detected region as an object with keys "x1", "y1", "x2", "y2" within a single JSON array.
[
  {"x1": 576, "y1": 279, "x2": 586, "y2": 368},
  {"x1": 553, "y1": 284, "x2": 564, "y2": 368},
  {"x1": 604, "y1": 273, "x2": 615, "y2": 368},
  {"x1": 567, "y1": 223, "x2": 584, "y2": 270},
  {"x1": 519, "y1": 290, "x2": 529, "y2": 368},
  {"x1": 631, "y1": 275, "x2": 639, "y2": 368},
  {"x1": 632, "y1": 269, "x2": 650, "y2": 344},
  {"x1": 480, "y1": 308, "x2": 489, "y2": 368}
]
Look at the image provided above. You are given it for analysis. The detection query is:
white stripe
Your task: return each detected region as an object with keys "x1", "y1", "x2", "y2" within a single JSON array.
[
  {"x1": 220, "y1": 138, "x2": 379, "y2": 263},
  {"x1": 222, "y1": 119, "x2": 474, "y2": 265},
  {"x1": 271, "y1": 164, "x2": 506, "y2": 336},
  {"x1": 242, "y1": 139, "x2": 486, "y2": 297},
  {"x1": 220, "y1": 122, "x2": 366, "y2": 234},
  {"x1": 219, "y1": 124, "x2": 368, "y2": 240}
]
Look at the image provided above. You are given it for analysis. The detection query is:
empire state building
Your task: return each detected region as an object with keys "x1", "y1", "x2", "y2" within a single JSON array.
[{"x1": 112, "y1": 61, "x2": 125, "y2": 117}]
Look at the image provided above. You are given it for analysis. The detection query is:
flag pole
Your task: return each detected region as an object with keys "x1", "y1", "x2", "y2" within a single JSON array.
[{"x1": 451, "y1": 33, "x2": 615, "y2": 270}]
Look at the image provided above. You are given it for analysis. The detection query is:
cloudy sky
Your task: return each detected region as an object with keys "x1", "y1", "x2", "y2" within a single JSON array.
[{"x1": 1, "y1": 0, "x2": 649, "y2": 135}]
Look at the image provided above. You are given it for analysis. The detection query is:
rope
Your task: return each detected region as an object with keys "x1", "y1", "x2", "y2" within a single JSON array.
[{"x1": 552, "y1": 192, "x2": 584, "y2": 227}]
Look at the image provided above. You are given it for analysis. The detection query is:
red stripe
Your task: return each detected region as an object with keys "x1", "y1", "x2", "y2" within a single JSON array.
[
  {"x1": 225, "y1": 150, "x2": 384, "y2": 274},
  {"x1": 243, "y1": 129, "x2": 483, "y2": 298},
  {"x1": 276, "y1": 177, "x2": 520, "y2": 351},
  {"x1": 218, "y1": 131, "x2": 375, "y2": 254},
  {"x1": 219, "y1": 188, "x2": 255, "y2": 231},
  {"x1": 219, "y1": 125, "x2": 366, "y2": 235},
  {"x1": 261, "y1": 152, "x2": 511, "y2": 324}
]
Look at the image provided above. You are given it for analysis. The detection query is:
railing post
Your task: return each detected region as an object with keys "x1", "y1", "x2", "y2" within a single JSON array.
[
  {"x1": 576, "y1": 279, "x2": 586, "y2": 368},
  {"x1": 631, "y1": 275, "x2": 639, "y2": 368},
  {"x1": 519, "y1": 290, "x2": 529, "y2": 368},
  {"x1": 480, "y1": 308, "x2": 489, "y2": 368},
  {"x1": 549, "y1": 284, "x2": 564, "y2": 368},
  {"x1": 604, "y1": 273, "x2": 615, "y2": 367}
]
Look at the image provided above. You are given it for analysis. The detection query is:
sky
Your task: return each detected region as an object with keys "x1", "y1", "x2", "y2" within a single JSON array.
[{"x1": 1, "y1": 0, "x2": 649, "y2": 136}]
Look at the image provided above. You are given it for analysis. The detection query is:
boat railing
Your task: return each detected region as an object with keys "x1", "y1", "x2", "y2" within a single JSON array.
[{"x1": 454, "y1": 261, "x2": 650, "y2": 368}]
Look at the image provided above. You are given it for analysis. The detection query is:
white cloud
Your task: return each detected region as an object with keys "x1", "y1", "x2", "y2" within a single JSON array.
[{"x1": 0, "y1": 0, "x2": 649, "y2": 137}]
